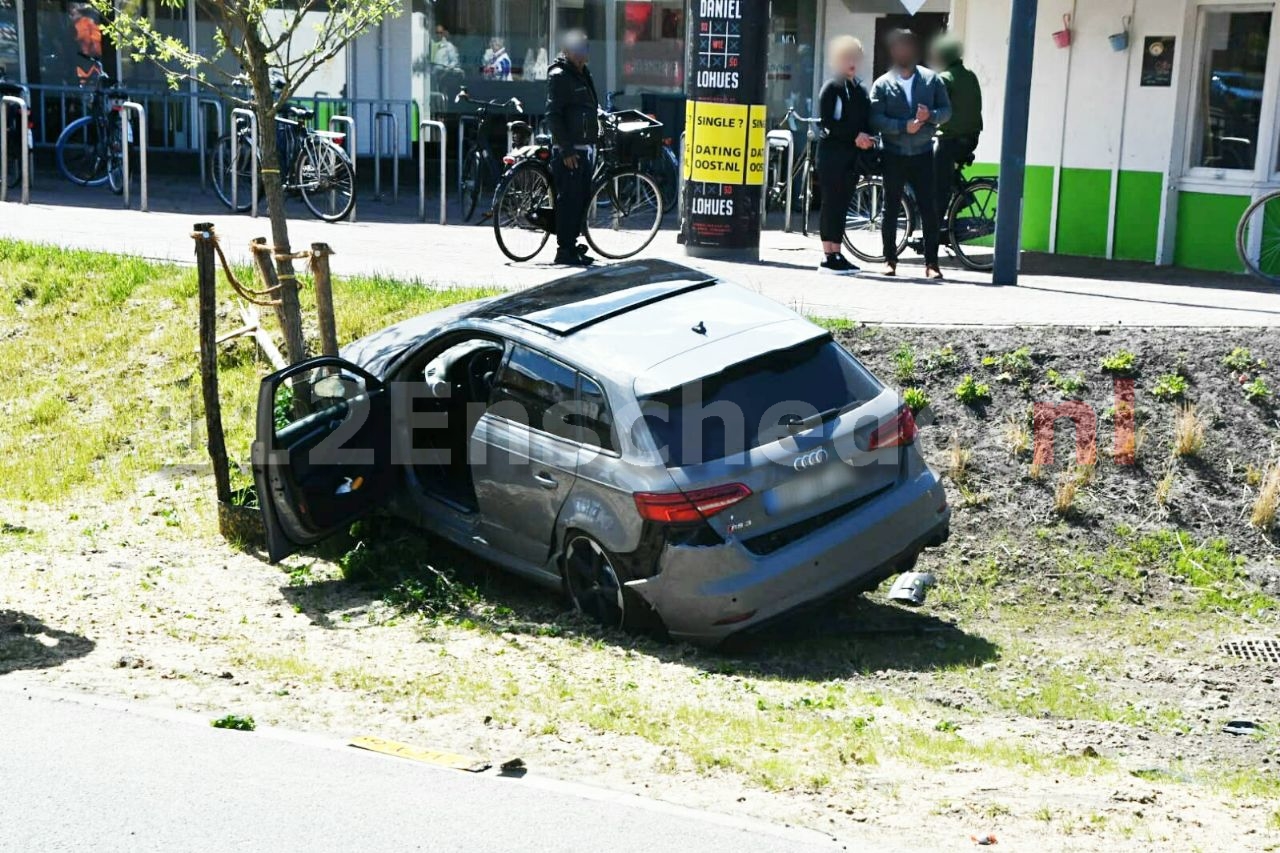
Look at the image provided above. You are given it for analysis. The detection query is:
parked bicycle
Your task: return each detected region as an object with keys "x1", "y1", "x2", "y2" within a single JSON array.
[
  {"x1": 54, "y1": 54, "x2": 128, "y2": 194},
  {"x1": 844, "y1": 146, "x2": 999, "y2": 272},
  {"x1": 604, "y1": 89, "x2": 679, "y2": 214},
  {"x1": 764, "y1": 107, "x2": 822, "y2": 234},
  {"x1": 210, "y1": 104, "x2": 355, "y2": 222},
  {"x1": 1236, "y1": 189, "x2": 1280, "y2": 284},
  {"x1": 455, "y1": 87, "x2": 526, "y2": 222},
  {"x1": 492, "y1": 109, "x2": 665, "y2": 262},
  {"x1": 1, "y1": 65, "x2": 33, "y2": 190}
]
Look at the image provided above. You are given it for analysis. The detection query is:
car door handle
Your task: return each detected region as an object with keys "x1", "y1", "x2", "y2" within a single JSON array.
[{"x1": 533, "y1": 472, "x2": 558, "y2": 489}]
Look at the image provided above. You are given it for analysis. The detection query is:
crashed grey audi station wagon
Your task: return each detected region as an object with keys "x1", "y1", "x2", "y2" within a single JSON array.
[{"x1": 253, "y1": 260, "x2": 950, "y2": 643}]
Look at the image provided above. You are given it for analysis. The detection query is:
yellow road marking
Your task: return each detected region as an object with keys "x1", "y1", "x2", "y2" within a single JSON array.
[{"x1": 349, "y1": 735, "x2": 490, "y2": 772}]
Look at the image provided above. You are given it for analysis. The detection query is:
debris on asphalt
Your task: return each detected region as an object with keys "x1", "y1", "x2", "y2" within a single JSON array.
[{"x1": 500, "y1": 757, "x2": 527, "y2": 776}]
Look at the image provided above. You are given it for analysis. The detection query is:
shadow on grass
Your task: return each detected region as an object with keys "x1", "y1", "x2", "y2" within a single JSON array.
[
  {"x1": 0, "y1": 611, "x2": 95, "y2": 675},
  {"x1": 279, "y1": 516, "x2": 998, "y2": 679}
]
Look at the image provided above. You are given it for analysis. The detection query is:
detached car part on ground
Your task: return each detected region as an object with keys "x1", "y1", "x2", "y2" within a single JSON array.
[{"x1": 252, "y1": 261, "x2": 950, "y2": 644}]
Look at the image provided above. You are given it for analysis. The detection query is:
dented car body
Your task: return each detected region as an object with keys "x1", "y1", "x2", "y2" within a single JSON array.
[{"x1": 253, "y1": 260, "x2": 950, "y2": 643}]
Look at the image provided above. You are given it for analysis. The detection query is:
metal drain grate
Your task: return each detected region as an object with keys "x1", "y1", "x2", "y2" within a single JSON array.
[{"x1": 1219, "y1": 639, "x2": 1280, "y2": 665}]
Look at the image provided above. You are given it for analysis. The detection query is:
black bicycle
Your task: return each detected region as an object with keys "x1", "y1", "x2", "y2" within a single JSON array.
[
  {"x1": 844, "y1": 146, "x2": 999, "y2": 272},
  {"x1": 210, "y1": 104, "x2": 356, "y2": 222},
  {"x1": 604, "y1": 89, "x2": 679, "y2": 214},
  {"x1": 492, "y1": 109, "x2": 665, "y2": 262},
  {"x1": 455, "y1": 87, "x2": 526, "y2": 222},
  {"x1": 764, "y1": 107, "x2": 822, "y2": 234},
  {"x1": 54, "y1": 55, "x2": 127, "y2": 193}
]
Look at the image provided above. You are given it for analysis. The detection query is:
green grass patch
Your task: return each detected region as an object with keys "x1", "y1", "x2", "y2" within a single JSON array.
[{"x1": 0, "y1": 239, "x2": 494, "y2": 503}]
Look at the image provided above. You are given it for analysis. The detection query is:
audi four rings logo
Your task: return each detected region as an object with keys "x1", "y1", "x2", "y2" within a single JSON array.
[{"x1": 793, "y1": 448, "x2": 829, "y2": 471}]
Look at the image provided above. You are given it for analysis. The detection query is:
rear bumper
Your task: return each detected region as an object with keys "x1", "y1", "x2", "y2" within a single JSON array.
[{"x1": 630, "y1": 468, "x2": 950, "y2": 644}]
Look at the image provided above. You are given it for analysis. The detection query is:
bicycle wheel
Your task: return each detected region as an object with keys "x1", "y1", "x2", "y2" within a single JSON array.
[
  {"x1": 210, "y1": 134, "x2": 256, "y2": 212},
  {"x1": 106, "y1": 121, "x2": 124, "y2": 196},
  {"x1": 1237, "y1": 190, "x2": 1280, "y2": 284},
  {"x1": 493, "y1": 162, "x2": 553, "y2": 262},
  {"x1": 56, "y1": 115, "x2": 110, "y2": 187},
  {"x1": 298, "y1": 140, "x2": 356, "y2": 222},
  {"x1": 844, "y1": 176, "x2": 911, "y2": 264},
  {"x1": 642, "y1": 147, "x2": 679, "y2": 214},
  {"x1": 948, "y1": 178, "x2": 998, "y2": 272},
  {"x1": 461, "y1": 151, "x2": 484, "y2": 222},
  {"x1": 585, "y1": 171, "x2": 663, "y2": 260}
]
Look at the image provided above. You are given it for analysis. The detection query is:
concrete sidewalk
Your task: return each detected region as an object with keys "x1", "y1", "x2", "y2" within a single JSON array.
[{"x1": 2, "y1": 176, "x2": 1278, "y2": 326}]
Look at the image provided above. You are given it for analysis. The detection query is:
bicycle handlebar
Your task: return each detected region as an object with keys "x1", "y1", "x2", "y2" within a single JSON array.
[{"x1": 454, "y1": 88, "x2": 525, "y2": 113}]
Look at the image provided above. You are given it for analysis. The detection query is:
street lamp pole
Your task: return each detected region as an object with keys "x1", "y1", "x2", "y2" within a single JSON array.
[{"x1": 992, "y1": 0, "x2": 1040, "y2": 286}]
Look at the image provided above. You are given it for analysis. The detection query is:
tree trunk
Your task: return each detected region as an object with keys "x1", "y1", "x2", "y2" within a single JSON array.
[{"x1": 245, "y1": 30, "x2": 308, "y2": 365}]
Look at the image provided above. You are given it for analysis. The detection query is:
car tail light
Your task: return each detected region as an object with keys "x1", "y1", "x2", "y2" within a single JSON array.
[
  {"x1": 634, "y1": 483, "x2": 752, "y2": 524},
  {"x1": 868, "y1": 406, "x2": 918, "y2": 450}
]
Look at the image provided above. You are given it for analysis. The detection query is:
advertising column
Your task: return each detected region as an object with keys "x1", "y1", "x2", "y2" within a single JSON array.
[{"x1": 681, "y1": 0, "x2": 769, "y2": 260}]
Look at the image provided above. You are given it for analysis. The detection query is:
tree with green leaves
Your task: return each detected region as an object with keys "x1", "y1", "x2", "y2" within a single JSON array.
[{"x1": 98, "y1": 0, "x2": 400, "y2": 362}]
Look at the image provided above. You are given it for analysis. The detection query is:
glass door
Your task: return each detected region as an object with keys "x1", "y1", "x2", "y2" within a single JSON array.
[
  {"x1": 765, "y1": 0, "x2": 818, "y2": 121},
  {"x1": 1188, "y1": 8, "x2": 1273, "y2": 173}
]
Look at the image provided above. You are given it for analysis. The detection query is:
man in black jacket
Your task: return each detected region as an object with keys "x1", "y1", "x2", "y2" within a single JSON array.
[{"x1": 545, "y1": 30, "x2": 599, "y2": 266}]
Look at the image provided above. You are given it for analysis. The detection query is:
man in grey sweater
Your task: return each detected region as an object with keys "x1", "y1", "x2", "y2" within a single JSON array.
[{"x1": 869, "y1": 29, "x2": 952, "y2": 279}]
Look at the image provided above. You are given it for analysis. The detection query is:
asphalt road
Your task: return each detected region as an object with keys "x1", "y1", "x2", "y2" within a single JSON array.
[{"x1": 0, "y1": 686, "x2": 852, "y2": 853}]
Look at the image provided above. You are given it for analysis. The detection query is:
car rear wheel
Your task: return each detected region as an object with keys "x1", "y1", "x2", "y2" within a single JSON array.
[{"x1": 562, "y1": 534, "x2": 660, "y2": 635}]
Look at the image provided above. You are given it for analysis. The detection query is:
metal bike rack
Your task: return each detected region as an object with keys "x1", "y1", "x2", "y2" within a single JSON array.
[
  {"x1": 230, "y1": 107, "x2": 258, "y2": 218},
  {"x1": 418, "y1": 119, "x2": 446, "y2": 225},
  {"x1": 0, "y1": 94, "x2": 30, "y2": 205},
  {"x1": 119, "y1": 101, "x2": 148, "y2": 211},
  {"x1": 328, "y1": 114, "x2": 357, "y2": 223},
  {"x1": 197, "y1": 97, "x2": 224, "y2": 189},
  {"x1": 765, "y1": 129, "x2": 795, "y2": 233},
  {"x1": 373, "y1": 110, "x2": 399, "y2": 203}
]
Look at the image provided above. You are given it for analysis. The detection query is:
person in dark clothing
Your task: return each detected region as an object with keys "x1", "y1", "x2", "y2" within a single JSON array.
[
  {"x1": 930, "y1": 35, "x2": 983, "y2": 225},
  {"x1": 545, "y1": 30, "x2": 599, "y2": 266},
  {"x1": 815, "y1": 35, "x2": 876, "y2": 275},
  {"x1": 869, "y1": 28, "x2": 951, "y2": 279}
]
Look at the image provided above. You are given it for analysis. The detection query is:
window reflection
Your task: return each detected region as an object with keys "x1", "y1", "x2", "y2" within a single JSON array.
[{"x1": 1192, "y1": 11, "x2": 1271, "y2": 171}]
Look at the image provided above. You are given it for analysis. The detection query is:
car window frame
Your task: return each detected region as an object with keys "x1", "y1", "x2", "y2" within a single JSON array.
[{"x1": 484, "y1": 339, "x2": 621, "y2": 456}]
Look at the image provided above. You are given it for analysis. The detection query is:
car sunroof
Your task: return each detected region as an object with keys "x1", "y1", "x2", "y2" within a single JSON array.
[{"x1": 475, "y1": 260, "x2": 716, "y2": 335}]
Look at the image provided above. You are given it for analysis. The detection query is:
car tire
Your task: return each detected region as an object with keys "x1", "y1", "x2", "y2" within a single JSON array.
[{"x1": 561, "y1": 533, "x2": 663, "y2": 637}]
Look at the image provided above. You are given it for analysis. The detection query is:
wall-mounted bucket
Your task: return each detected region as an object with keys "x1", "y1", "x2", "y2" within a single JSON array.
[
  {"x1": 1109, "y1": 16, "x2": 1132, "y2": 52},
  {"x1": 1052, "y1": 14, "x2": 1073, "y2": 49}
]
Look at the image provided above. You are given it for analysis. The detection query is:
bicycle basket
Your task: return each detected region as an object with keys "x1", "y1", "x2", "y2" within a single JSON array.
[{"x1": 603, "y1": 110, "x2": 663, "y2": 161}]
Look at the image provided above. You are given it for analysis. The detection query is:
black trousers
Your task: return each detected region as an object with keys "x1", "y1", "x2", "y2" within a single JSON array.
[
  {"x1": 551, "y1": 149, "x2": 593, "y2": 254},
  {"x1": 935, "y1": 134, "x2": 980, "y2": 223},
  {"x1": 882, "y1": 150, "x2": 939, "y2": 267},
  {"x1": 817, "y1": 146, "x2": 860, "y2": 245}
]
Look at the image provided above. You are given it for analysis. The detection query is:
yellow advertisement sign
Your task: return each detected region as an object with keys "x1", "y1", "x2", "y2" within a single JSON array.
[{"x1": 684, "y1": 101, "x2": 766, "y2": 186}]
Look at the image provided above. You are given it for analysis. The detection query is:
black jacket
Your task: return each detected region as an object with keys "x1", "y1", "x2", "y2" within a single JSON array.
[
  {"x1": 818, "y1": 76, "x2": 871, "y2": 148},
  {"x1": 546, "y1": 55, "x2": 600, "y2": 149}
]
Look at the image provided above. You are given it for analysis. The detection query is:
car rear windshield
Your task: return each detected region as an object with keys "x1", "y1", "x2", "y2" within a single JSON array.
[{"x1": 638, "y1": 337, "x2": 882, "y2": 467}]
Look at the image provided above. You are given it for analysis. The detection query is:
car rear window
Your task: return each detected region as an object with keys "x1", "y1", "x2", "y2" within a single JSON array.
[{"x1": 638, "y1": 337, "x2": 882, "y2": 467}]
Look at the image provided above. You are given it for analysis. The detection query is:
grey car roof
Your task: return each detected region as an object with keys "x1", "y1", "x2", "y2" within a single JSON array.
[{"x1": 343, "y1": 261, "x2": 826, "y2": 392}]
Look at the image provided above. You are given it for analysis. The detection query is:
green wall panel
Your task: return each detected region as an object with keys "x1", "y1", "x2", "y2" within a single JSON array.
[
  {"x1": 1113, "y1": 171, "x2": 1163, "y2": 263},
  {"x1": 1174, "y1": 192, "x2": 1249, "y2": 272},
  {"x1": 971, "y1": 161, "x2": 1053, "y2": 252},
  {"x1": 1056, "y1": 168, "x2": 1111, "y2": 257}
]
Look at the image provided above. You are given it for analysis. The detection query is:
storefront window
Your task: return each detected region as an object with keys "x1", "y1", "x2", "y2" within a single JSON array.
[
  {"x1": 0, "y1": 0, "x2": 19, "y2": 76},
  {"x1": 766, "y1": 0, "x2": 817, "y2": 120},
  {"x1": 424, "y1": 0, "x2": 549, "y2": 99},
  {"x1": 193, "y1": 4, "x2": 242, "y2": 90},
  {"x1": 615, "y1": 0, "x2": 683, "y2": 94},
  {"x1": 1191, "y1": 10, "x2": 1272, "y2": 171},
  {"x1": 34, "y1": 0, "x2": 112, "y2": 86}
]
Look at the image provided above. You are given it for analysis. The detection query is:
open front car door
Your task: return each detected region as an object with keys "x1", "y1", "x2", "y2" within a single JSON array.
[{"x1": 252, "y1": 357, "x2": 393, "y2": 562}]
